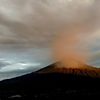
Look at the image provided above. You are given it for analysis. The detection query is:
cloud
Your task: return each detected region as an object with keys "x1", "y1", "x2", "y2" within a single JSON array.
[
  {"x1": 0, "y1": 0, "x2": 99, "y2": 48},
  {"x1": 0, "y1": 0, "x2": 99, "y2": 66}
]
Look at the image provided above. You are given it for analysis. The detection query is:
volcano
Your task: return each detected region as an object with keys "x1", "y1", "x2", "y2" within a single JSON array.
[
  {"x1": 0, "y1": 62, "x2": 100, "y2": 99},
  {"x1": 37, "y1": 62, "x2": 100, "y2": 78}
]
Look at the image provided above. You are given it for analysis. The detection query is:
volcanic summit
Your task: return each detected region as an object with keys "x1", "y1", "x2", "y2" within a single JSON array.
[{"x1": 37, "y1": 62, "x2": 100, "y2": 78}]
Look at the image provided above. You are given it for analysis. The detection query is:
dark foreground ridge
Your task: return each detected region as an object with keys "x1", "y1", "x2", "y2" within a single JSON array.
[{"x1": 0, "y1": 63, "x2": 100, "y2": 99}]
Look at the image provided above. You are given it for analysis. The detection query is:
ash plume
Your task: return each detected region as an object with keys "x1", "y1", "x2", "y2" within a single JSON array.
[
  {"x1": 53, "y1": 27, "x2": 91, "y2": 68},
  {"x1": 51, "y1": 0, "x2": 100, "y2": 68}
]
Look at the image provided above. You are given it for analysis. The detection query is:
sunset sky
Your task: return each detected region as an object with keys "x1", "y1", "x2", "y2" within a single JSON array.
[{"x1": 0, "y1": 0, "x2": 100, "y2": 80}]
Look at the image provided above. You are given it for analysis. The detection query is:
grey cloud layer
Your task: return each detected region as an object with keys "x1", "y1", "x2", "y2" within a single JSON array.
[{"x1": 0, "y1": 0, "x2": 99, "y2": 48}]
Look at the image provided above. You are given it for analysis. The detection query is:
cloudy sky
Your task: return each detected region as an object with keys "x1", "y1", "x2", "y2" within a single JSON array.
[{"x1": 0, "y1": 0, "x2": 100, "y2": 80}]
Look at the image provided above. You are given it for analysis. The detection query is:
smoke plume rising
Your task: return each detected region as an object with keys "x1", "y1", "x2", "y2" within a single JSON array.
[
  {"x1": 52, "y1": 20, "x2": 98, "y2": 68},
  {"x1": 51, "y1": 0, "x2": 100, "y2": 68}
]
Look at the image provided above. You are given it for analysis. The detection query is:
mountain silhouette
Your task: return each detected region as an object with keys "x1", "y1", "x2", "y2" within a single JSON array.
[{"x1": 0, "y1": 62, "x2": 100, "y2": 99}]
